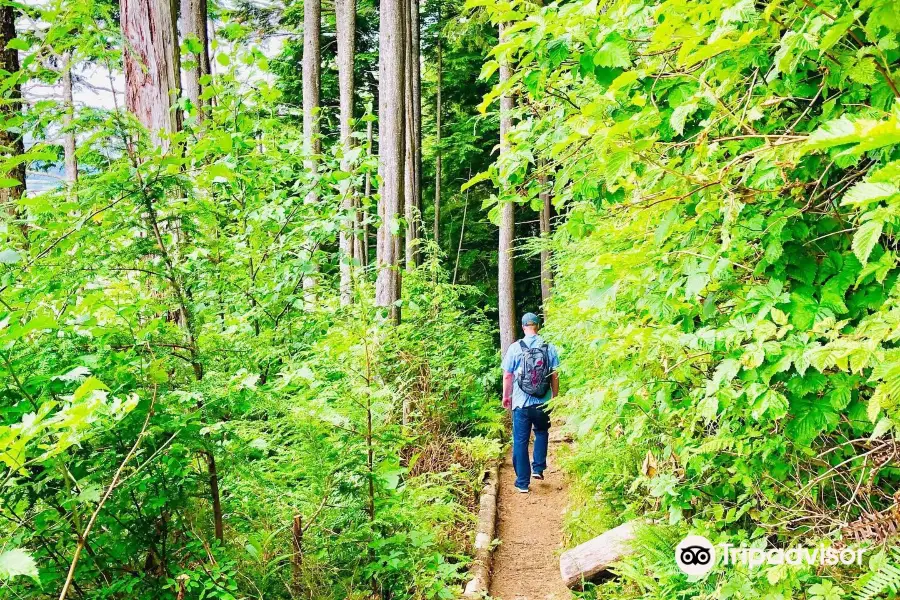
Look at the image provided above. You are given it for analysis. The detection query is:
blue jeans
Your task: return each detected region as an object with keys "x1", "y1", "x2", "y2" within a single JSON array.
[{"x1": 512, "y1": 404, "x2": 551, "y2": 489}]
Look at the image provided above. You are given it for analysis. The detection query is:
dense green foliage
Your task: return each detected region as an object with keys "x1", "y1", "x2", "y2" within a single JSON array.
[
  {"x1": 0, "y1": 2, "x2": 503, "y2": 597},
  {"x1": 472, "y1": 0, "x2": 900, "y2": 596},
  {"x1": 5, "y1": 0, "x2": 900, "y2": 596}
]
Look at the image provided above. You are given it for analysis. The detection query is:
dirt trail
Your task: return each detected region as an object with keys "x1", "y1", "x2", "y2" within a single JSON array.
[{"x1": 489, "y1": 430, "x2": 571, "y2": 600}]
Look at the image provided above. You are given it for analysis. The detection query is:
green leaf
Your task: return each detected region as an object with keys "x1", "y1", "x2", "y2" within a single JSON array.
[
  {"x1": 5, "y1": 38, "x2": 29, "y2": 51},
  {"x1": 752, "y1": 389, "x2": 789, "y2": 420},
  {"x1": 478, "y1": 60, "x2": 499, "y2": 81},
  {"x1": 605, "y1": 151, "x2": 632, "y2": 182},
  {"x1": 871, "y1": 417, "x2": 893, "y2": 439},
  {"x1": 787, "y1": 396, "x2": 839, "y2": 444},
  {"x1": 382, "y1": 471, "x2": 401, "y2": 490},
  {"x1": 461, "y1": 170, "x2": 491, "y2": 192},
  {"x1": 0, "y1": 548, "x2": 38, "y2": 580},
  {"x1": 184, "y1": 34, "x2": 203, "y2": 54},
  {"x1": 869, "y1": 161, "x2": 900, "y2": 183},
  {"x1": 593, "y1": 38, "x2": 630, "y2": 68},
  {"x1": 52, "y1": 366, "x2": 91, "y2": 382},
  {"x1": 841, "y1": 182, "x2": 899, "y2": 206},
  {"x1": 852, "y1": 219, "x2": 883, "y2": 266},
  {"x1": 207, "y1": 163, "x2": 235, "y2": 181},
  {"x1": 670, "y1": 102, "x2": 699, "y2": 136},
  {"x1": 547, "y1": 41, "x2": 570, "y2": 68},
  {"x1": 819, "y1": 14, "x2": 854, "y2": 54},
  {"x1": 73, "y1": 376, "x2": 109, "y2": 402},
  {"x1": 77, "y1": 485, "x2": 103, "y2": 503},
  {"x1": 0, "y1": 248, "x2": 21, "y2": 264},
  {"x1": 608, "y1": 70, "x2": 639, "y2": 93},
  {"x1": 578, "y1": 52, "x2": 595, "y2": 77},
  {"x1": 807, "y1": 113, "x2": 900, "y2": 154},
  {"x1": 848, "y1": 57, "x2": 878, "y2": 85},
  {"x1": 698, "y1": 395, "x2": 719, "y2": 421},
  {"x1": 0, "y1": 176, "x2": 22, "y2": 188}
]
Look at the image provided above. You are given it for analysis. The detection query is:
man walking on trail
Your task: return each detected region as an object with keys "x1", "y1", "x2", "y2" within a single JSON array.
[{"x1": 502, "y1": 312, "x2": 560, "y2": 493}]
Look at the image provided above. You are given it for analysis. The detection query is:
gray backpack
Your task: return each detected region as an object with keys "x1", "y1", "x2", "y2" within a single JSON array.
[{"x1": 518, "y1": 340, "x2": 550, "y2": 397}]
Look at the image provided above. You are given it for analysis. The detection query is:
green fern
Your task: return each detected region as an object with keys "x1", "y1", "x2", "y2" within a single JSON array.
[
  {"x1": 857, "y1": 550, "x2": 900, "y2": 600},
  {"x1": 632, "y1": 524, "x2": 685, "y2": 577}
]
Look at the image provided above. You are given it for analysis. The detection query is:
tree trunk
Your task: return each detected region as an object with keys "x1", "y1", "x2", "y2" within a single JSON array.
[
  {"x1": 433, "y1": 12, "x2": 442, "y2": 245},
  {"x1": 497, "y1": 22, "x2": 516, "y2": 354},
  {"x1": 0, "y1": 6, "x2": 25, "y2": 219},
  {"x1": 120, "y1": 0, "x2": 182, "y2": 150},
  {"x1": 205, "y1": 451, "x2": 224, "y2": 543},
  {"x1": 412, "y1": 0, "x2": 422, "y2": 259},
  {"x1": 376, "y1": 0, "x2": 406, "y2": 321},
  {"x1": 452, "y1": 187, "x2": 468, "y2": 285},
  {"x1": 539, "y1": 167, "x2": 552, "y2": 307},
  {"x1": 291, "y1": 514, "x2": 303, "y2": 591},
  {"x1": 359, "y1": 119, "x2": 373, "y2": 268},
  {"x1": 179, "y1": 0, "x2": 211, "y2": 121},
  {"x1": 560, "y1": 521, "x2": 639, "y2": 588},
  {"x1": 62, "y1": 54, "x2": 78, "y2": 187},
  {"x1": 336, "y1": 0, "x2": 356, "y2": 306},
  {"x1": 403, "y1": 0, "x2": 419, "y2": 271},
  {"x1": 302, "y1": 0, "x2": 321, "y2": 305}
]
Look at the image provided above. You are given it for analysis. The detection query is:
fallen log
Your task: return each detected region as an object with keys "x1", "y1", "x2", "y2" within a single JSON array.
[
  {"x1": 463, "y1": 464, "x2": 500, "y2": 597},
  {"x1": 559, "y1": 520, "x2": 639, "y2": 589}
]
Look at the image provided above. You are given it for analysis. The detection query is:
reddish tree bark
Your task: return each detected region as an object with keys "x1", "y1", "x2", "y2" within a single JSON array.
[{"x1": 120, "y1": 0, "x2": 182, "y2": 150}]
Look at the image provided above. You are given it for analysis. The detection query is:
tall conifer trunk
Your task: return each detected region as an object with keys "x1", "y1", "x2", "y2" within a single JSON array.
[
  {"x1": 497, "y1": 22, "x2": 516, "y2": 354},
  {"x1": 62, "y1": 54, "x2": 77, "y2": 188},
  {"x1": 337, "y1": 0, "x2": 356, "y2": 305},
  {"x1": 179, "y1": 0, "x2": 211, "y2": 120},
  {"x1": 433, "y1": 6, "x2": 442, "y2": 245},
  {"x1": 359, "y1": 119, "x2": 374, "y2": 267},
  {"x1": 376, "y1": 0, "x2": 406, "y2": 320},
  {"x1": 302, "y1": 0, "x2": 321, "y2": 305},
  {"x1": 403, "y1": 0, "x2": 420, "y2": 271},
  {"x1": 412, "y1": 0, "x2": 422, "y2": 260},
  {"x1": 121, "y1": 0, "x2": 227, "y2": 548},
  {"x1": 539, "y1": 168, "x2": 552, "y2": 307},
  {"x1": 0, "y1": 6, "x2": 25, "y2": 220},
  {"x1": 120, "y1": 0, "x2": 181, "y2": 150}
]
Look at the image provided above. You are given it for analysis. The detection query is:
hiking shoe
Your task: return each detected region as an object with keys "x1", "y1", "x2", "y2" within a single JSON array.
[
  {"x1": 515, "y1": 486, "x2": 529, "y2": 493},
  {"x1": 533, "y1": 472, "x2": 544, "y2": 480}
]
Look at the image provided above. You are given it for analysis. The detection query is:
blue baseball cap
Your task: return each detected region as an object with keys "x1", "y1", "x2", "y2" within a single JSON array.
[{"x1": 521, "y1": 312, "x2": 540, "y2": 327}]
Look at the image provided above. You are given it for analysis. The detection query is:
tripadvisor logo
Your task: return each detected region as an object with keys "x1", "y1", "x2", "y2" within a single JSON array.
[
  {"x1": 675, "y1": 534, "x2": 866, "y2": 576},
  {"x1": 675, "y1": 535, "x2": 716, "y2": 576}
]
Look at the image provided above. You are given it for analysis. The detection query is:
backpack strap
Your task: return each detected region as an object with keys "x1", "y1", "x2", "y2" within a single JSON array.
[{"x1": 519, "y1": 340, "x2": 529, "y2": 352}]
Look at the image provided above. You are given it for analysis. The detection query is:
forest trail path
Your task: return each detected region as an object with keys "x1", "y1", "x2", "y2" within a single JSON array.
[{"x1": 489, "y1": 429, "x2": 572, "y2": 600}]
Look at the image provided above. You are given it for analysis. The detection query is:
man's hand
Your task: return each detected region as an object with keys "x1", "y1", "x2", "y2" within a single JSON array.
[{"x1": 502, "y1": 371, "x2": 514, "y2": 410}]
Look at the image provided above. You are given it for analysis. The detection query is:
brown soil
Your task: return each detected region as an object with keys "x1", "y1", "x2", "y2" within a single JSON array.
[{"x1": 489, "y1": 431, "x2": 571, "y2": 600}]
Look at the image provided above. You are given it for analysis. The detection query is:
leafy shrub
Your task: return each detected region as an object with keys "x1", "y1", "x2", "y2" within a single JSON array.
[{"x1": 475, "y1": 0, "x2": 900, "y2": 596}]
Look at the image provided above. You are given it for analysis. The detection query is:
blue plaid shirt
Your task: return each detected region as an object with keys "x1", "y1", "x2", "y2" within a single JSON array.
[{"x1": 502, "y1": 335, "x2": 560, "y2": 410}]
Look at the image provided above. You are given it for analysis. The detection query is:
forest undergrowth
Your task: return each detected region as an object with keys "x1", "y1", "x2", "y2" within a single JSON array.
[
  {"x1": 0, "y1": 20, "x2": 503, "y2": 597},
  {"x1": 472, "y1": 0, "x2": 900, "y2": 598},
  {"x1": 3, "y1": 0, "x2": 900, "y2": 598}
]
